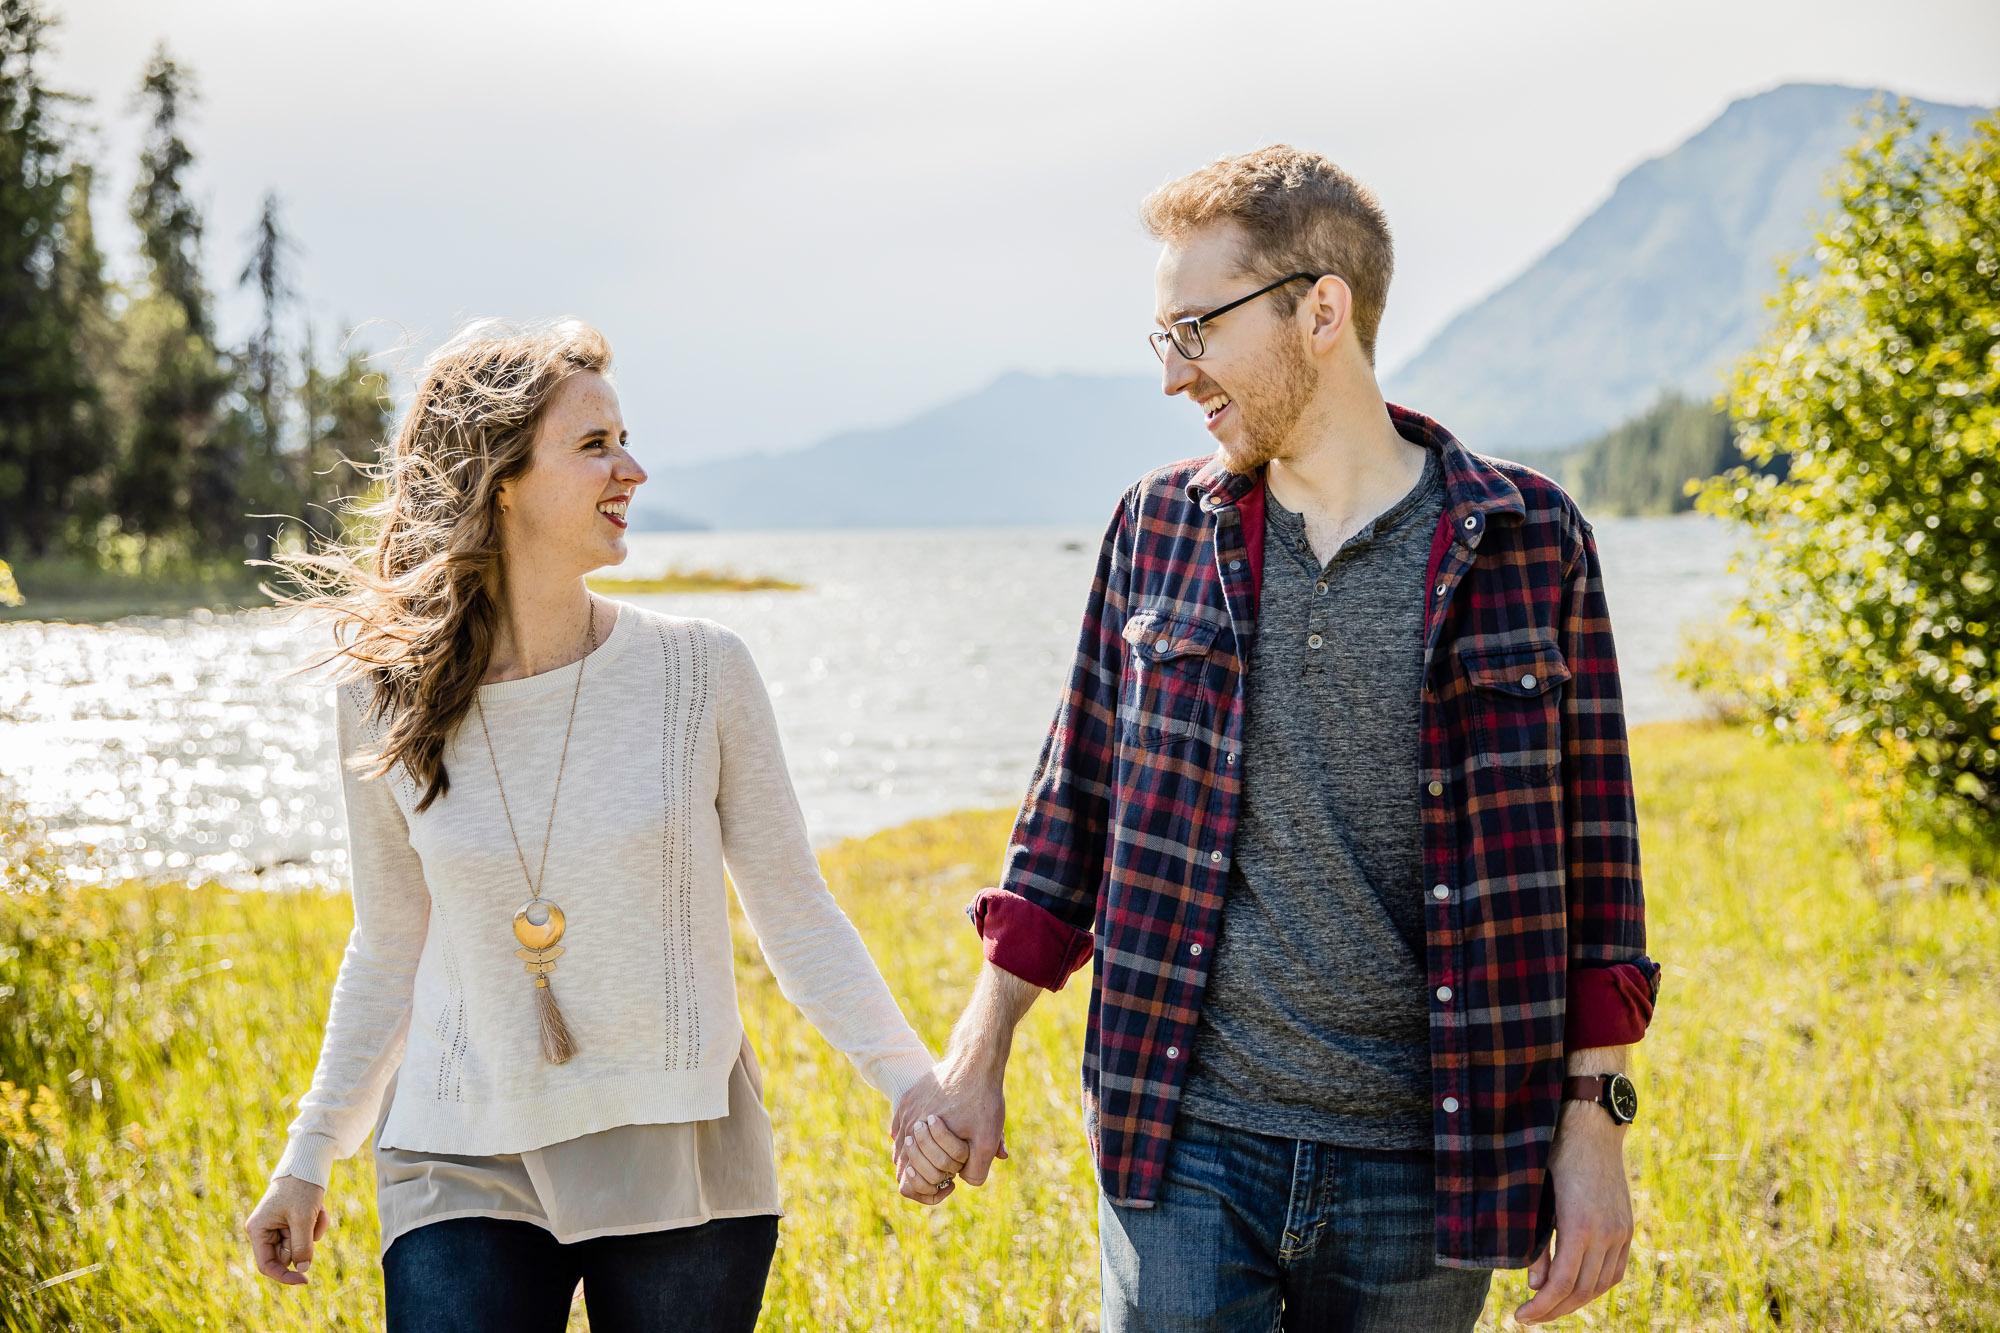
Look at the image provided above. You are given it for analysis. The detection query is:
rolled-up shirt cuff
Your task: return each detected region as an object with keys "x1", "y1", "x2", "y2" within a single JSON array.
[
  {"x1": 967, "y1": 888, "x2": 1093, "y2": 992},
  {"x1": 271, "y1": 1131, "x2": 340, "y2": 1190},
  {"x1": 1564, "y1": 960, "x2": 1659, "y2": 1049}
]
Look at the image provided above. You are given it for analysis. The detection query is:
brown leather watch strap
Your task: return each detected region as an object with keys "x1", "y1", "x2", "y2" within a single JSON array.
[{"x1": 1562, "y1": 1075, "x2": 1608, "y2": 1104}]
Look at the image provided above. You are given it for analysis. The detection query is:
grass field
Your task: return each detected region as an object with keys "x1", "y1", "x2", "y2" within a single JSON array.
[{"x1": 3, "y1": 722, "x2": 1996, "y2": 1330}]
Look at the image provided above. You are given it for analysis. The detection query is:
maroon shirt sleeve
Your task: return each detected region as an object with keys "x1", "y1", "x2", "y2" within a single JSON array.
[{"x1": 1554, "y1": 510, "x2": 1661, "y2": 1048}]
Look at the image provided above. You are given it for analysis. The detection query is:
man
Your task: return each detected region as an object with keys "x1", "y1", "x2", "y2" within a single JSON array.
[{"x1": 893, "y1": 145, "x2": 1658, "y2": 1331}]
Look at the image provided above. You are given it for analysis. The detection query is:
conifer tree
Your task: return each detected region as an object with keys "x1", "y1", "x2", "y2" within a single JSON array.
[
  {"x1": 114, "y1": 45, "x2": 231, "y2": 553},
  {"x1": 0, "y1": 0, "x2": 103, "y2": 557},
  {"x1": 232, "y1": 191, "x2": 297, "y2": 561}
]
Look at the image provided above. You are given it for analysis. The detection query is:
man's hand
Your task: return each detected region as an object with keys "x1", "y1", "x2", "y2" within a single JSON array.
[
  {"x1": 244, "y1": 1174, "x2": 331, "y2": 1286},
  {"x1": 888, "y1": 962, "x2": 1043, "y2": 1205},
  {"x1": 891, "y1": 1058, "x2": 1008, "y2": 1204},
  {"x1": 1513, "y1": 1099, "x2": 1632, "y2": 1324}
]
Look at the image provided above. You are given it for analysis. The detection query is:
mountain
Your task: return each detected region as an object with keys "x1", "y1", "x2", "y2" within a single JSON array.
[
  {"x1": 657, "y1": 371, "x2": 1209, "y2": 529},
  {"x1": 661, "y1": 84, "x2": 1989, "y2": 528},
  {"x1": 1381, "y1": 83, "x2": 1989, "y2": 453}
]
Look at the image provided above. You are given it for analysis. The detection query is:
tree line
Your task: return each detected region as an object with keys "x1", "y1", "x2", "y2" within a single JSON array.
[
  {"x1": 1562, "y1": 392, "x2": 1784, "y2": 517},
  {"x1": 0, "y1": 0, "x2": 385, "y2": 581}
]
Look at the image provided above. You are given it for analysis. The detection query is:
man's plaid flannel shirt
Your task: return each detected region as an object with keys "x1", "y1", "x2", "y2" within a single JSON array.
[{"x1": 968, "y1": 404, "x2": 1660, "y2": 1269}]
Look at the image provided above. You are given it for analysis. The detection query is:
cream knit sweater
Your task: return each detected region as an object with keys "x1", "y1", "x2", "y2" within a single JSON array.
[{"x1": 272, "y1": 605, "x2": 934, "y2": 1188}]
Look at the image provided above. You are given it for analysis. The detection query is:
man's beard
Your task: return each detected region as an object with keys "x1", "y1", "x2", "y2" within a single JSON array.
[{"x1": 1215, "y1": 338, "x2": 1319, "y2": 474}]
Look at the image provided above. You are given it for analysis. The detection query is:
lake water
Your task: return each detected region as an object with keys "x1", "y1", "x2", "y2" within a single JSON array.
[{"x1": 0, "y1": 517, "x2": 1740, "y2": 889}]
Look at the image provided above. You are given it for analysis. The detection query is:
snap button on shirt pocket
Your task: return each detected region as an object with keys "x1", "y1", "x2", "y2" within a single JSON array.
[{"x1": 1521, "y1": 673, "x2": 1537, "y2": 689}]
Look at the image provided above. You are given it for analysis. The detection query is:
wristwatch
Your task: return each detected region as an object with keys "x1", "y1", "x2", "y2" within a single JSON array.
[{"x1": 1562, "y1": 1072, "x2": 1639, "y2": 1125}]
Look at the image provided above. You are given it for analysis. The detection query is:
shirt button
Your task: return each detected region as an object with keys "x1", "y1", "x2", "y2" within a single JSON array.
[
  {"x1": 1427, "y1": 780, "x2": 1444, "y2": 796},
  {"x1": 1463, "y1": 515, "x2": 1477, "y2": 530},
  {"x1": 1230, "y1": 559, "x2": 1243, "y2": 571},
  {"x1": 1436, "y1": 985, "x2": 1453, "y2": 1002},
  {"x1": 1189, "y1": 943, "x2": 1202, "y2": 956},
  {"x1": 1316, "y1": 582, "x2": 1328, "y2": 595},
  {"x1": 1432, "y1": 884, "x2": 1449, "y2": 899},
  {"x1": 1307, "y1": 634, "x2": 1323, "y2": 649},
  {"x1": 1209, "y1": 850, "x2": 1223, "y2": 863},
  {"x1": 1521, "y1": 673, "x2": 1537, "y2": 689},
  {"x1": 1442, "y1": 1096, "x2": 1460, "y2": 1113},
  {"x1": 1226, "y1": 752, "x2": 1237, "y2": 765},
  {"x1": 1167, "y1": 1046, "x2": 1180, "y2": 1059},
  {"x1": 1435, "y1": 582, "x2": 1447, "y2": 597},
  {"x1": 1157, "y1": 638, "x2": 1171, "y2": 651}
]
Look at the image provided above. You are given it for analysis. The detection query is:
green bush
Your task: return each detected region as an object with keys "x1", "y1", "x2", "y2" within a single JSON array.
[{"x1": 1698, "y1": 100, "x2": 2000, "y2": 862}]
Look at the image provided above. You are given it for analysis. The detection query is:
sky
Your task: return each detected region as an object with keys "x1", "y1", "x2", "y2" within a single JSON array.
[{"x1": 44, "y1": 0, "x2": 2000, "y2": 468}]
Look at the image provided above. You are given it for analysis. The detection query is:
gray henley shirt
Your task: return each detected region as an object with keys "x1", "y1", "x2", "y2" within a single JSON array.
[{"x1": 1178, "y1": 445, "x2": 1444, "y2": 1149}]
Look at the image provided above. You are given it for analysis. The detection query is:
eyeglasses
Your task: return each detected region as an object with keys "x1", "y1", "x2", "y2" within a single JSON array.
[{"x1": 1149, "y1": 272, "x2": 1323, "y2": 363}]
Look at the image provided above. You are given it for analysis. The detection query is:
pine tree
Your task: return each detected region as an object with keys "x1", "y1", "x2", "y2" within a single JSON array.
[
  {"x1": 129, "y1": 46, "x2": 207, "y2": 338},
  {"x1": 231, "y1": 191, "x2": 297, "y2": 562},
  {"x1": 0, "y1": 0, "x2": 103, "y2": 557},
  {"x1": 113, "y1": 45, "x2": 231, "y2": 554}
]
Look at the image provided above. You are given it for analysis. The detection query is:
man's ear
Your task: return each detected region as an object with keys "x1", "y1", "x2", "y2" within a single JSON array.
[{"x1": 1306, "y1": 275, "x2": 1353, "y2": 356}]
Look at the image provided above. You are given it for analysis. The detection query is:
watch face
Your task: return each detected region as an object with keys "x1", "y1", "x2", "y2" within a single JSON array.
[{"x1": 1607, "y1": 1073, "x2": 1639, "y2": 1123}]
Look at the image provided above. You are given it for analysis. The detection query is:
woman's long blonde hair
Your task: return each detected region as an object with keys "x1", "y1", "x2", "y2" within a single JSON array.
[{"x1": 275, "y1": 318, "x2": 613, "y2": 813}]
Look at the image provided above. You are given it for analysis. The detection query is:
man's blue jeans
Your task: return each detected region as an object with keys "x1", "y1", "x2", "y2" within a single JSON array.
[{"x1": 1099, "y1": 1115, "x2": 1494, "y2": 1332}]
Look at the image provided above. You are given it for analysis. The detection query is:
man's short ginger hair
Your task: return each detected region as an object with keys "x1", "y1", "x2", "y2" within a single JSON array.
[{"x1": 1141, "y1": 145, "x2": 1394, "y2": 365}]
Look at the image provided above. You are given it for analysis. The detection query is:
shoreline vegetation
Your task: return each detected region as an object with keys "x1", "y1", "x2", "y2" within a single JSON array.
[
  {"x1": 0, "y1": 558, "x2": 803, "y2": 624},
  {"x1": 3, "y1": 722, "x2": 1996, "y2": 1330},
  {"x1": 586, "y1": 569, "x2": 805, "y2": 595}
]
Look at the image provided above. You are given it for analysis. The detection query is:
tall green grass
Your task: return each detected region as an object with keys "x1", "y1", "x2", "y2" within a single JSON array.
[{"x1": 3, "y1": 723, "x2": 1995, "y2": 1330}]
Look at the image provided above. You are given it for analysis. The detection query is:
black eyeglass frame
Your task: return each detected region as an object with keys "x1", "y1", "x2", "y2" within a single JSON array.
[{"x1": 1148, "y1": 272, "x2": 1324, "y2": 363}]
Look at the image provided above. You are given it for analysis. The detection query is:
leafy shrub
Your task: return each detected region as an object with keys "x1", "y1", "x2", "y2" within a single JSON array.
[{"x1": 1699, "y1": 100, "x2": 2000, "y2": 863}]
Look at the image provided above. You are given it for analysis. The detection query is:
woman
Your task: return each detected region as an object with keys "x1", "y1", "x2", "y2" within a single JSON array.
[{"x1": 242, "y1": 318, "x2": 968, "y2": 1329}]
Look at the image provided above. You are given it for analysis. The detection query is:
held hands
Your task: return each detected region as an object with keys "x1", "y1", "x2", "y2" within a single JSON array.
[
  {"x1": 889, "y1": 1062, "x2": 1008, "y2": 1205},
  {"x1": 1513, "y1": 1100, "x2": 1633, "y2": 1324},
  {"x1": 244, "y1": 1174, "x2": 331, "y2": 1286}
]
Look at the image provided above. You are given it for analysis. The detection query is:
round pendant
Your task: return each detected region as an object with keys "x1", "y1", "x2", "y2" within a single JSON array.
[{"x1": 513, "y1": 899, "x2": 566, "y2": 951}]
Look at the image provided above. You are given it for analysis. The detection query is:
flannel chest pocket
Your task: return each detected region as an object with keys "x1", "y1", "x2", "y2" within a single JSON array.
[
  {"x1": 1460, "y1": 636, "x2": 1571, "y2": 785},
  {"x1": 1119, "y1": 608, "x2": 1222, "y2": 749}
]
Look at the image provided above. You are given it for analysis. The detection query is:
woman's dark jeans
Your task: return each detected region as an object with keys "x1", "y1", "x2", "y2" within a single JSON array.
[{"x1": 382, "y1": 1213, "x2": 780, "y2": 1332}]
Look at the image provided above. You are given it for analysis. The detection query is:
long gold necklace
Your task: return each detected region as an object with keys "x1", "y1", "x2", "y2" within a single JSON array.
[{"x1": 475, "y1": 597, "x2": 597, "y2": 1065}]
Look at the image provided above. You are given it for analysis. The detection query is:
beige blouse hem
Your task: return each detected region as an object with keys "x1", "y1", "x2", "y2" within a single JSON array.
[{"x1": 372, "y1": 1034, "x2": 783, "y2": 1256}]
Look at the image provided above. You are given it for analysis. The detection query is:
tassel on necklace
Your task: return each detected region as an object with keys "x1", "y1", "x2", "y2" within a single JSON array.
[{"x1": 535, "y1": 975, "x2": 577, "y2": 1064}]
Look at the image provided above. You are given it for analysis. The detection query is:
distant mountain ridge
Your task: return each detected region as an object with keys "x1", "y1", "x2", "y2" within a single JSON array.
[
  {"x1": 655, "y1": 371, "x2": 1207, "y2": 530},
  {"x1": 1381, "y1": 83, "x2": 1988, "y2": 452},
  {"x1": 659, "y1": 83, "x2": 1990, "y2": 529}
]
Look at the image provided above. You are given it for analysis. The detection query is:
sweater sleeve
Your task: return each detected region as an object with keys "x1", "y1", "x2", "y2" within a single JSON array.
[
  {"x1": 270, "y1": 684, "x2": 431, "y2": 1188},
  {"x1": 710, "y1": 628, "x2": 936, "y2": 1109}
]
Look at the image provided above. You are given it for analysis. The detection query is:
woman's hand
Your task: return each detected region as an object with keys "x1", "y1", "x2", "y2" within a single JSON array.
[
  {"x1": 896, "y1": 1113, "x2": 972, "y2": 1205},
  {"x1": 244, "y1": 1175, "x2": 331, "y2": 1285}
]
